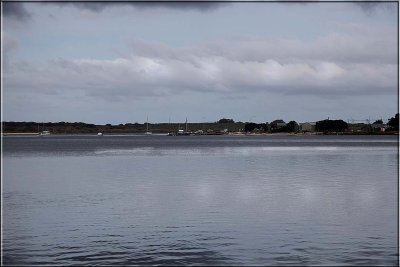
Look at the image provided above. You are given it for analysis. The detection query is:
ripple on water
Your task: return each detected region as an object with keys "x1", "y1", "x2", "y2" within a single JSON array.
[{"x1": 2, "y1": 136, "x2": 398, "y2": 265}]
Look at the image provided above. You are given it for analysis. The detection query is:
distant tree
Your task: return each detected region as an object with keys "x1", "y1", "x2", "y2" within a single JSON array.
[
  {"x1": 316, "y1": 119, "x2": 348, "y2": 132},
  {"x1": 387, "y1": 113, "x2": 399, "y2": 130},
  {"x1": 244, "y1": 123, "x2": 258, "y2": 132},
  {"x1": 218, "y1": 118, "x2": 234, "y2": 123},
  {"x1": 270, "y1": 119, "x2": 286, "y2": 129},
  {"x1": 373, "y1": 119, "x2": 383, "y2": 124},
  {"x1": 258, "y1": 123, "x2": 270, "y2": 132},
  {"x1": 286, "y1": 121, "x2": 299, "y2": 132}
]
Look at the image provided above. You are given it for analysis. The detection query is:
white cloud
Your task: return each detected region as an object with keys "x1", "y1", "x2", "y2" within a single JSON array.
[{"x1": 4, "y1": 26, "x2": 397, "y2": 102}]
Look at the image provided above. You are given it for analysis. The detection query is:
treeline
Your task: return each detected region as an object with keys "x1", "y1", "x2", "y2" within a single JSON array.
[
  {"x1": 3, "y1": 113, "x2": 398, "y2": 134},
  {"x1": 2, "y1": 121, "x2": 245, "y2": 134},
  {"x1": 315, "y1": 120, "x2": 348, "y2": 133},
  {"x1": 387, "y1": 113, "x2": 399, "y2": 131},
  {"x1": 241, "y1": 113, "x2": 399, "y2": 134},
  {"x1": 4, "y1": 121, "x2": 99, "y2": 134},
  {"x1": 222, "y1": 118, "x2": 357, "y2": 133},
  {"x1": 244, "y1": 120, "x2": 300, "y2": 133}
]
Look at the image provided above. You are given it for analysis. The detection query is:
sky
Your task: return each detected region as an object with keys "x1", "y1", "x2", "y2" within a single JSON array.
[{"x1": 2, "y1": 1, "x2": 398, "y2": 124}]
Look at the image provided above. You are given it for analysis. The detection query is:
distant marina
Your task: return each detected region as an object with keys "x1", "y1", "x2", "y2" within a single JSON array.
[{"x1": 2, "y1": 114, "x2": 399, "y2": 136}]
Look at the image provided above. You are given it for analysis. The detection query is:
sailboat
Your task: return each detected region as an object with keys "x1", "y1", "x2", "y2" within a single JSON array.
[
  {"x1": 177, "y1": 118, "x2": 190, "y2": 135},
  {"x1": 145, "y1": 116, "x2": 152, "y2": 135}
]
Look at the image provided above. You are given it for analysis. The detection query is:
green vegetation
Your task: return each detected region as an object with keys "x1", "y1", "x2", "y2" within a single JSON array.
[
  {"x1": 286, "y1": 121, "x2": 299, "y2": 133},
  {"x1": 217, "y1": 118, "x2": 235, "y2": 123},
  {"x1": 2, "y1": 121, "x2": 245, "y2": 134},
  {"x1": 3, "y1": 113, "x2": 399, "y2": 135},
  {"x1": 316, "y1": 120, "x2": 348, "y2": 133},
  {"x1": 244, "y1": 123, "x2": 258, "y2": 132},
  {"x1": 387, "y1": 113, "x2": 399, "y2": 131}
]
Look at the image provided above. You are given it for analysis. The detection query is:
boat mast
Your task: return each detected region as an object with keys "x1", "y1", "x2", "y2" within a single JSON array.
[{"x1": 146, "y1": 116, "x2": 149, "y2": 132}]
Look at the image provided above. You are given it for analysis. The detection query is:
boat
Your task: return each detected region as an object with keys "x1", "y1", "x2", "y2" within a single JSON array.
[
  {"x1": 175, "y1": 118, "x2": 191, "y2": 135},
  {"x1": 97, "y1": 132, "x2": 103, "y2": 136},
  {"x1": 145, "y1": 116, "x2": 152, "y2": 135},
  {"x1": 37, "y1": 122, "x2": 50, "y2": 136}
]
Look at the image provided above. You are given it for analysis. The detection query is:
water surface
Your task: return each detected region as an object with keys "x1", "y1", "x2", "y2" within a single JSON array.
[{"x1": 2, "y1": 135, "x2": 398, "y2": 265}]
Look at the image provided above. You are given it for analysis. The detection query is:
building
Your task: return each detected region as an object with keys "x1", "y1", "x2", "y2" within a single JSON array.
[
  {"x1": 299, "y1": 122, "x2": 316, "y2": 132},
  {"x1": 371, "y1": 122, "x2": 387, "y2": 132},
  {"x1": 347, "y1": 123, "x2": 371, "y2": 133}
]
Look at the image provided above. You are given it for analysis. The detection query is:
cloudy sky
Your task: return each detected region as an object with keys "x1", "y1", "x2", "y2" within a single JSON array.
[{"x1": 2, "y1": 2, "x2": 398, "y2": 124}]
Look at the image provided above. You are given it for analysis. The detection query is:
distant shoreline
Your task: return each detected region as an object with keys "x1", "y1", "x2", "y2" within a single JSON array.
[
  {"x1": 3, "y1": 120, "x2": 399, "y2": 136},
  {"x1": 2, "y1": 132, "x2": 398, "y2": 136}
]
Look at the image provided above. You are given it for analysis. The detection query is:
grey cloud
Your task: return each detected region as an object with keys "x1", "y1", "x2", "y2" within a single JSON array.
[
  {"x1": 5, "y1": 56, "x2": 396, "y2": 102},
  {"x1": 62, "y1": 1, "x2": 395, "y2": 15},
  {"x1": 354, "y1": 1, "x2": 397, "y2": 15},
  {"x1": 63, "y1": 2, "x2": 108, "y2": 12},
  {"x1": 130, "y1": 26, "x2": 397, "y2": 65},
  {"x1": 3, "y1": 34, "x2": 18, "y2": 53},
  {"x1": 4, "y1": 28, "x2": 397, "y2": 102},
  {"x1": 3, "y1": 33, "x2": 19, "y2": 68},
  {"x1": 129, "y1": 2, "x2": 227, "y2": 11},
  {"x1": 50, "y1": 2, "x2": 228, "y2": 12},
  {"x1": 3, "y1": 2, "x2": 31, "y2": 20},
  {"x1": 289, "y1": 1, "x2": 397, "y2": 15}
]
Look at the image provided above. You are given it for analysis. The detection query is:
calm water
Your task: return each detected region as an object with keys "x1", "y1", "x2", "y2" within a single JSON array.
[{"x1": 2, "y1": 135, "x2": 399, "y2": 265}]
